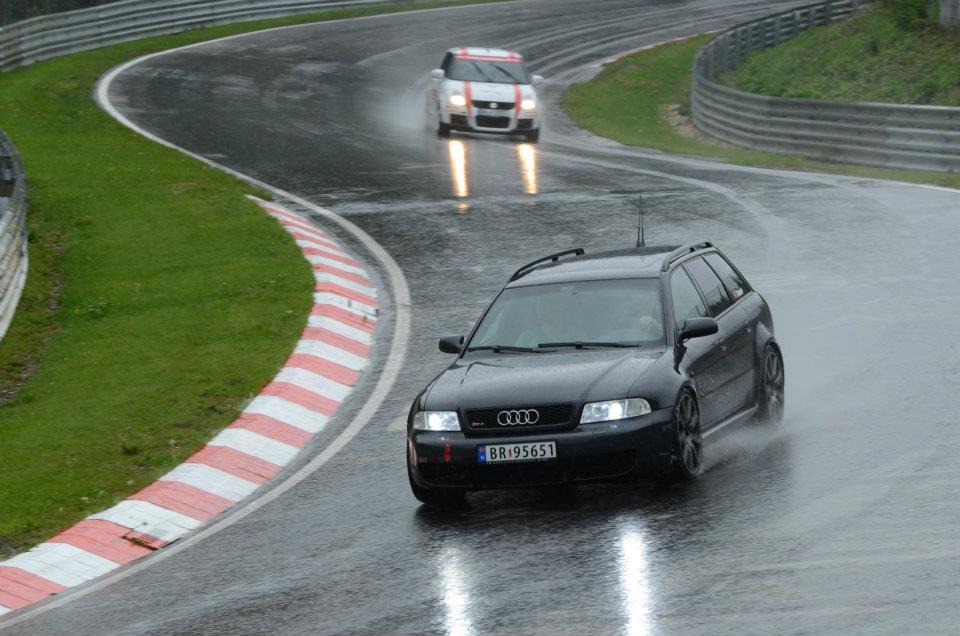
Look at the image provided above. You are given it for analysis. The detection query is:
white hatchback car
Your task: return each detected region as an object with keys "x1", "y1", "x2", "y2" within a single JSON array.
[{"x1": 429, "y1": 47, "x2": 543, "y2": 142}]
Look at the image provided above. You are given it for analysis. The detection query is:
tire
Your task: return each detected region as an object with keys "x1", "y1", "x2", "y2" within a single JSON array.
[
  {"x1": 757, "y1": 344, "x2": 785, "y2": 424},
  {"x1": 437, "y1": 120, "x2": 451, "y2": 138},
  {"x1": 525, "y1": 128, "x2": 540, "y2": 142},
  {"x1": 670, "y1": 389, "x2": 703, "y2": 481},
  {"x1": 407, "y1": 463, "x2": 465, "y2": 506}
]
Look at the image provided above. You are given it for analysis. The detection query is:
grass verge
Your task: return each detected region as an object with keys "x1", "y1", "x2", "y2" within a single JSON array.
[
  {"x1": 562, "y1": 35, "x2": 960, "y2": 189},
  {"x1": 0, "y1": 0, "x2": 507, "y2": 557},
  {"x1": 720, "y1": 6, "x2": 960, "y2": 106}
]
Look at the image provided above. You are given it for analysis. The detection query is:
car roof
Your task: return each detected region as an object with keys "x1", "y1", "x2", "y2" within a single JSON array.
[
  {"x1": 446, "y1": 47, "x2": 523, "y2": 61},
  {"x1": 507, "y1": 246, "x2": 686, "y2": 287}
]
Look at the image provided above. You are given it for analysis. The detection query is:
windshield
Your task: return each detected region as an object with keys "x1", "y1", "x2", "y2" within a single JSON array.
[
  {"x1": 447, "y1": 58, "x2": 529, "y2": 84},
  {"x1": 467, "y1": 279, "x2": 665, "y2": 350}
]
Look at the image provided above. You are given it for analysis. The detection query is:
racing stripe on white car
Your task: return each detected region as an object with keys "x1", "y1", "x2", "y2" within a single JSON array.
[{"x1": 0, "y1": 197, "x2": 378, "y2": 614}]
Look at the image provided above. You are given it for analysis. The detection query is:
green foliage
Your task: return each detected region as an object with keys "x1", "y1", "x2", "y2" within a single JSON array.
[
  {"x1": 880, "y1": 0, "x2": 933, "y2": 30},
  {"x1": 563, "y1": 36, "x2": 960, "y2": 188},
  {"x1": 720, "y1": 6, "x2": 960, "y2": 106}
]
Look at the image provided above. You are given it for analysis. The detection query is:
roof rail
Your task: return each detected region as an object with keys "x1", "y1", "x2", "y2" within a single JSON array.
[
  {"x1": 510, "y1": 248, "x2": 585, "y2": 282},
  {"x1": 660, "y1": 241, "x2": 713, "y2": 272}
]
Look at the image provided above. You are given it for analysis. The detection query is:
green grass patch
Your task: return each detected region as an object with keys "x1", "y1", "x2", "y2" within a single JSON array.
[
  {"x1": 563, "y1": 34, "x2": 960, "y2": 189},
  {"x1": 0, "y1": 0, "x2": 508, "y2": 557},
  {"x1": 720, "y1": 6, "x2": 960, "y2": 106}
]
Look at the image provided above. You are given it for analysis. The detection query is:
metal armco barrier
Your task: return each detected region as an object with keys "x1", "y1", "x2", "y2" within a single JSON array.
[
  {"x1": 0, "y1": 0, "x2": 409, "y2": 71},
  {"x1": 0, "y1": 130, "x2": 28, "y2": 343},
  {"x1": 691, "y1": 0, "x2": 960, "y2": 173}
]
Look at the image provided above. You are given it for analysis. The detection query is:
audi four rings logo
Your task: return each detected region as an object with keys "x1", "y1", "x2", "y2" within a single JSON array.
[{"x1": 498, "y1": 409, "x2": 540, "y2": 426}]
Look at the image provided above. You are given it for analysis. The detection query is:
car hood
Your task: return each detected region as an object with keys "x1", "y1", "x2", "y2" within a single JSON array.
[
  {"x1": 444, "y1": 79, "x2": 536, "y2": 103},
  {"x1": 423, "y1": 349, "x2": 663, "y2": 411}
]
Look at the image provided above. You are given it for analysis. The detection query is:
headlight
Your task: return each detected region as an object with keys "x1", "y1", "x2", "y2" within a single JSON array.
[
  {"x1": 449, "y1": 94, "x2": 467, "y2": 108},
  {"x1": 580, "y1": 398, "x2": 651, "y2": 424},
  {"x1": 520, "y1": 98, "x2": 536, "y2": 111},
  {"x1": 412, "y1": 411, "x2": 461, "y2": 431}
]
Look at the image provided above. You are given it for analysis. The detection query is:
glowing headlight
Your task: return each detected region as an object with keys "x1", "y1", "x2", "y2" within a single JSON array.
[
  {"x1": 449, "y1": 94, "x2": 467, "y2": 108},
  {"x1": 580, "y1": 398, "x2": 651, "y2": 424},
  {"x1": 412, "y1": 411, "x2": 461, "y2": 431},
  {"x1": 520, "y1": 98, "x2": 536, "y2": 111}
]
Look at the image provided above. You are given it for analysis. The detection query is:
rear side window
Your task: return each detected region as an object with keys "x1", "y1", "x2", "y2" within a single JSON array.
[
  {"x1": 684, "y1": 257, "x2": 732, "y2": 316},
  {"x1": 670, "y1": 268, "x2": 708, "y2": 332},
  {"x1": 704, "y1": 253, "x2": 750, "y2": 302}
]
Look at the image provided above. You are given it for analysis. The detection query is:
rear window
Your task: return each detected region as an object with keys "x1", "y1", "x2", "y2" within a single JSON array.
[
  {"x1": 683, "y1": 257, "x2": 732, "y2": 316},
  {"x1": 468, "y1": 278, "x2": 665, "y2": 349}
]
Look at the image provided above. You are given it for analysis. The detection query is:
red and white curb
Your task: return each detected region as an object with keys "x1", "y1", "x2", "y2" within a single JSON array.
[{"x1": 0, "y1": 197, "x2": 377, "y2": 616}]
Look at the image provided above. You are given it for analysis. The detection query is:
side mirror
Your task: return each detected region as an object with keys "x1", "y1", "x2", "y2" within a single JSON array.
[
  {"x1": 532, "y1": 74, "x2": 545, "y2": 85},
  {"x1": 439, "y1": 334, "x2": 464, "y2": 354},
  {"x1": 678, "y1": 317, "x2": 718, "y2": 343},
  {"x1": 430, "y1": 69, "x2": 445, "y2": 80}
]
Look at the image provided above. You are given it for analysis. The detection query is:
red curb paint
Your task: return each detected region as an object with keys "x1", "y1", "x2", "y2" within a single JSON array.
[
  {"x1": 230, "y1": 413, "x2": 312, "y2": 447},
  {"x1": 130, "y1": 481, "x2": 235, "y2": 522},
  {"x1": 314, "y1": 282, "x2": 378, "y2": 308},
  {"x1": 300, "y1": 246, "x2": 363, "y2": 268},
  {"x1": 310, "y1": 304, "x2": 377, "y2": 332},
  {"x1": 262, "y1": 382, "x2": 341, "y2": 417},
  {"x1": 187, "y1": 446, "x2": 281, "y2": 485},
  {"x1": 0, "y1": 568, "x2": 66, "y2": 609},
  {"x1": 313, "y1": 264, "x2": 372, "y2": 287},
  {"x1": 47, "y1": 520, "x2": 152, "y2": 564},
  {"x1": 284, "y1": 353, "x2": 359, "y2": 387},
  {"x1": 301, "y1": 326, "x2": 370, "y2": 356}
]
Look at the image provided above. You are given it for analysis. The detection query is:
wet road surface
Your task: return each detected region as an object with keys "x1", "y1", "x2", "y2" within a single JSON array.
[{"x1": 6, "y1": 0, "x2": 960, "y2": 633}]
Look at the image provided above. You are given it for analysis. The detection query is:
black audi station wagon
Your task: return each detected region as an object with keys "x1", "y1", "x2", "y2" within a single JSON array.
[{"x1": 406, "y1": 241, "x2": 784, "y2": 504}]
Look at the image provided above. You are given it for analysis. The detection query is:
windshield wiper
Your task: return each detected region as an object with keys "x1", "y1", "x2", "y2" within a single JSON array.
[
  {"x1": 538, "y1": 341, "x2": 637, "y2": 349},
  {"x1": 465, "y1": 345, "x2": 551, "y2": 353}
]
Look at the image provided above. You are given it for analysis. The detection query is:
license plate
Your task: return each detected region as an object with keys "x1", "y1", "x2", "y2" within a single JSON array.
[
  {"x1": 478, "y1": 441, "x2": 557, "y2": 464},
  {"x1": 476, "y1": 108, "x2": 506, "y2": 117}
]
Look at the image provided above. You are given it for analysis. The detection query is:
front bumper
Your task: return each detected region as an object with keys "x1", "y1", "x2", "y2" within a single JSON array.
[
  {"x1": 408, "y1": 408, "x2": 674, "y2": 490},
  {"x1": 446, "y1": 112, "x2": 538, "y2": 134}
]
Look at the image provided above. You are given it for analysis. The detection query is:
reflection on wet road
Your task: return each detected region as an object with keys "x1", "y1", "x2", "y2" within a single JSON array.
[{"x1": 7, "y1": 0, "x2": 960, "y2": 634}]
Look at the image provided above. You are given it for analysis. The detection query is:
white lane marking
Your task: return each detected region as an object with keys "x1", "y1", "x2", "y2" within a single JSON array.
[
  {"x1": 307, "y1": 315, "x2": 373, "y2": 344},
  {"x1": 207, "y1": 429, "x2": 299, "y2": 466},
  {"x1": 89, "y1": 500, "x2": 202, "y2": 543},
  {"x1": 2, "y1": 544, "x2": 120, "y2": 588},
  {"x1": 1, "y1": 7, "x2": 415, "y2": 623},
  {"x1": 161, "y1": 464, "x2": 260, "y2": 502},
  {"x1": 313, "y1": 271, "x2": 376, "y2": 296},
  {"x1": 243, "y1": 395, "x2": 330, "y2": 434},
  {"x1": 314, "y1": 292, "x2": 377, "y2": 316},
  {"x1": 295, "y1": 340, "x2": 368, "y2": 371},
  {"x1": 274, "y1": 367, "x2": 351, "y2": 402},
  {"x1": 302, "y1": 251, "x2": 368, "y2": 277}
]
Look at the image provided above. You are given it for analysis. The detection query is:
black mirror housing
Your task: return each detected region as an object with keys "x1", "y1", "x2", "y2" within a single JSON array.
[
  {"x1": 679, "y1": 317, "x2": 718, "y2": 343},
  {"x1": 439, "y1": 334, "x2": 464, "y2": 354}
]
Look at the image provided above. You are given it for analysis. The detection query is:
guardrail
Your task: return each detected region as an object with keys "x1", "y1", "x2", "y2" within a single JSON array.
[
  {"x1": 0, "y1": 0, "x2": 408, "y2": 71},
  {"x1": 0, "y1": 130, "x2": 28, "y2": 343},
  {"x1": 691, "y1": 0, "x2": 960, "y2": 173}
]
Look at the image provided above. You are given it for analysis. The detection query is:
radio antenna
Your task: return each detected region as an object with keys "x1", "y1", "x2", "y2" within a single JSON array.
[{"x1": 637, "y1": 195, "x2": 646, "y2": 247}]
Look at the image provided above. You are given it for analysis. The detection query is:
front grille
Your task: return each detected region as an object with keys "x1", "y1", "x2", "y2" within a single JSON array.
[
  {"x1": 464, "y1": 403, "x2": 575, "y2": 434},
  {"x1": 472, "y1": 100, "x2": 514, "y2": 110},
  {"x1": 450, "y1": 114, "x2": 468, "y2": 127},
  {"x1": 573, "y1": 450, "x2": 638, "y2": 481},
  {"x1": 475, "y1": 115, "x2": 511, "y2": 129},
  {"x1": 516, "y1": 119, "x2": 533, "y2": 130}
]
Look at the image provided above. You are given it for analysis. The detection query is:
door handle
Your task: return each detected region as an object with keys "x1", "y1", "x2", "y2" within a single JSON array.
[{"x1": 718, "y1": 338, "x2": 728, "y2": 351}]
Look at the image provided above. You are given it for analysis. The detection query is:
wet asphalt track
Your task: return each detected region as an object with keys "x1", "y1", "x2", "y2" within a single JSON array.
[{"x1": 7, "y1": 0, "x2": 960, "y2": 633}]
